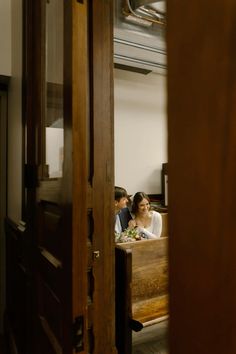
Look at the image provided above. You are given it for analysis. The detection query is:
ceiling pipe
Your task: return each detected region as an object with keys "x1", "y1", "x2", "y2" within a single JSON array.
[
  {"x1": 132, "y1": 0, "x2": 164, "y2": 10},
  {"x1": 124, "y1": 0, "x2": 166, "y2": 26}
]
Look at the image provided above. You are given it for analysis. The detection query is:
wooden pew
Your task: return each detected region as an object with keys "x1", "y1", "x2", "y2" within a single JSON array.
[
  {"x1": 115, "y1": 238, "x2": 168, "y2": 354},
  {"x1": 160, "y1": 213, "x2": 168, "y2": 237}
]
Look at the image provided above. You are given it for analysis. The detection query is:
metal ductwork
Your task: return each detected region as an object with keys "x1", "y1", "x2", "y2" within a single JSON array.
[
  {"x1": 128, "y1": 0, "x2": 166, "y2": 24},
  {"x1": 132, "y1": 0, "x2": 165, "y2": 11},
  {"x1": 114, "y1": 0, "x2": 166, "y2": 75}
]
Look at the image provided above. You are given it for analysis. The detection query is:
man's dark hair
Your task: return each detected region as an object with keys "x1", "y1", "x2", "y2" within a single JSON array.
[{"x1": 115, "y1": 186, "x2": 128, "y2": 201}]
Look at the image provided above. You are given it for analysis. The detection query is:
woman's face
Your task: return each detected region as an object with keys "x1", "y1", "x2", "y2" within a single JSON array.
[{"x1": 137, "y1": 198, "x2": 150, "y2": 214}]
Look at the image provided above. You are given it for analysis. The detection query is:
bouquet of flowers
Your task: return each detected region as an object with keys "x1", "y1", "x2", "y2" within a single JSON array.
[{"x1": 115, "y1": 227, "x2": 142, "y2": 243}]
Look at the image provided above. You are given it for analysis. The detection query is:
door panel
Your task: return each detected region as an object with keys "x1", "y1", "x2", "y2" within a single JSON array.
[
  {"x1": 24, "y1": 0, "x2": 75, "y2": 352},
  {"x1": 34, "y1": 1, "x2": 72, "y2": 353},
  {"x1": 24, "y1": 0, "x2": 115, "y2": 353}
]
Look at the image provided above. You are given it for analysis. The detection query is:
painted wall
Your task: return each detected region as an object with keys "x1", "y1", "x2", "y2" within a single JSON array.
[
  {"x1": 0, "y1": 0, "x2": 11, "y2": 76},
  {"x1": 114, "y1": 68, "x2": 167, "y2": 195}
]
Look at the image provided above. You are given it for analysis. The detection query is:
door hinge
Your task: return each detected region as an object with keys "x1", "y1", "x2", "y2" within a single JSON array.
[{"x1": 73, "y1": 315, "x2": 84, "y2": 352}]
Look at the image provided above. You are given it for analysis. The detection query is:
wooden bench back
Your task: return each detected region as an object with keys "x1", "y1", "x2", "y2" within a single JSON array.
[
  {"x1": 115, "y1": 238, "x2": 168, "y2": 354},
  {"x1": 118, "y1": 238, "x2": 168, "y2": 303},
  {"x1": 160, "y1": 213, "x2": 168, "y2": 237}
]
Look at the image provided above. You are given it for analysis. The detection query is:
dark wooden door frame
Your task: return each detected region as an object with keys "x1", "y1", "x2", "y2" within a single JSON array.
[
  {"x1": 0, "y1": 90, "x2": 7, "y2": 333},
  {"x1": 167, "y1": 0, "x2": 236, "y2": 353},
  {"x1": 90, "y1": 2, "x2": 116, "y2": 352}
]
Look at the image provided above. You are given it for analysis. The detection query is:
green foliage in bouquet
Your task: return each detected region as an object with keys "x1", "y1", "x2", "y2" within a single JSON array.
[{"x1": 115, "y1": 227, "x2": 141, "y2": 243}]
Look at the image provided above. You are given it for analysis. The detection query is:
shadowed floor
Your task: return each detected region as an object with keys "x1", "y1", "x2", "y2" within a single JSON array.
[
  {"x1": 132, "y1": 320, "x2": 168, "y2": 354},
  {"x1": 0, "y1": 334, "x2": 6, "y2": 354},
  {"x1": 0, "y1": 322, "x2": 168, "y2": 354}
]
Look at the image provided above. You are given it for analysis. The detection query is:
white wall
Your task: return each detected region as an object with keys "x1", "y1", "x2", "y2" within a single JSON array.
[
  {"x1": 114, "y1": 68, "x2": 167, "y2": 195},
  {"x1": 46, "y1": 127, "x2": 64, "y2": 178},
  {"x1": 0, "y1": 0, "x2": 11, "y2": 76}
]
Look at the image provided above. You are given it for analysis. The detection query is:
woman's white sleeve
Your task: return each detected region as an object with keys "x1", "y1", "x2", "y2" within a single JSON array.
[
  {"x1": 138, "y1": 227, "x2": 158, "y2": 239},
  {"x1": 152, "y1": 211, "x2": 162, "y2": 237}
]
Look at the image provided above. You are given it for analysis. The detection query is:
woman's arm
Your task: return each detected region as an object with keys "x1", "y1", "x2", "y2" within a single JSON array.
[
  {"x1": 137, "y1": 227, "x2": 158, "y2": 239},
  {"x1": 128, "y1": 212, "x2": 162, "y2": 239},
  {"x1": 151, "y1": 211, "x2": 162, "y2": 237},
  {"x1": 128, "y1": 218, "x2": 136, "y2": 229}
]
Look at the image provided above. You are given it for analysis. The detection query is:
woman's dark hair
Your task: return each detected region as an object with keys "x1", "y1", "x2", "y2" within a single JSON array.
[
  {"x1": 132, "y1": 192, "x2": 150, "y2": 214},
  {"x1": 115, "y1": 186, "x2": 128, "y2": 201}
]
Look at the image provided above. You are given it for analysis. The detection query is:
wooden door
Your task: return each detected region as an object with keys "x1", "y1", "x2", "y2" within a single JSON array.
[
  {"x1": 25, "y1": 1, "x2": 84, "y2": 352},
  {"x1": 24, "y1": 0, "x2": 115, "y2": 353},
  {"x1": 167, "y1": 0, "x2": 236, "y2": 353}
]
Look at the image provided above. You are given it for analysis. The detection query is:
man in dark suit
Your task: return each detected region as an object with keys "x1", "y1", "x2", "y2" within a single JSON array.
[
  {"x1": 115, "y1": 186, "x2": 132, "y2": 234},
  {"x1": 119, "y1": 206, "x2": 132, "y2": 232}
]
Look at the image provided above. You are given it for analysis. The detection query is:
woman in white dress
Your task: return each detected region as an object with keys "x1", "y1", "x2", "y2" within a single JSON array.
[{"x1": 128, "y1": 192, "x2": 162, "y2": 239}]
